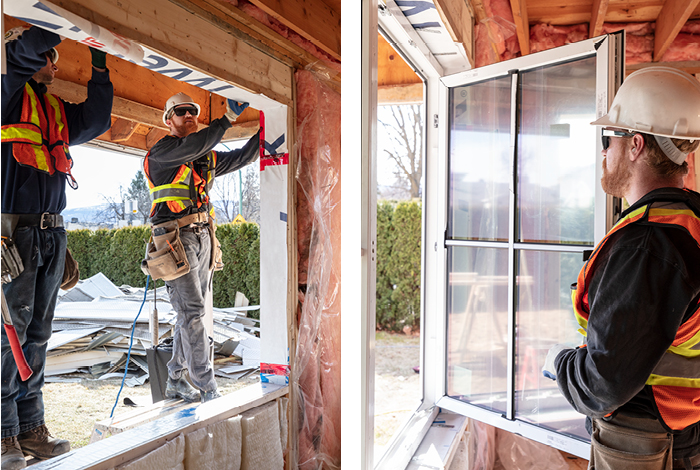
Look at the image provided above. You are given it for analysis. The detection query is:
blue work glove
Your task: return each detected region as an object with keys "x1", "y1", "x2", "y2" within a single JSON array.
[
  {"x1": 89, "y1": 47, "x2": 107, "y2": 69},
  {"x1": 225, "y1": 99, "x2": 249, "y2": 121},
  {"x1": 542, "y1": 344, "x2": 573, "y2": 381}
]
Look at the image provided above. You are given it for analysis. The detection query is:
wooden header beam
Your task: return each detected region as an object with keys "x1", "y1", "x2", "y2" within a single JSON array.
[{"x1": 49, "y1": 0, "x2": 294, "y2": 106}]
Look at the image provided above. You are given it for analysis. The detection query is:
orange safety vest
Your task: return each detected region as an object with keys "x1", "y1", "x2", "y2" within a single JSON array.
[
  {"x1": 571, "y1": 194, "x2": 700, "y2": 430},
  {"x1": 0, "y1": 83, "x2": 76, "y2": 187},
  {"x1": 143, "y1": 150, "x2": 217, "y2": 218}
]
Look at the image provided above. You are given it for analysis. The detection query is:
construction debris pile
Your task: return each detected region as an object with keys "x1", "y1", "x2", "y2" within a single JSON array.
[{"x1": 48, "y1": 273, "x2": 261, "y2": 387}]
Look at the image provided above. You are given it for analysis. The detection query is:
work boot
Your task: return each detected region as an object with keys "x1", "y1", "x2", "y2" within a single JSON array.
[
  {"x1": 165, "y1": 376, "x2": 200, "y2": 402},
  {"x1": 16, "y1": 425, "x2": 69, "y2": 460},
  {"x1": 200, "y1": 389, "x2": 222, "y2": 403},
  {"x1": 1, "y1": 436, "x2": 26, "y2": 469}
]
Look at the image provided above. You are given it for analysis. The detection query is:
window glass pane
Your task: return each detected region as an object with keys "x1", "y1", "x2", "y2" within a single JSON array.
[
  {"x1": 518, "y1": 58, "x2": 596, "y2": 245},
  {"x1": 515, "y1": 250, "x2": 588, "y2": 440},
  {"x1": 446, "y1": 246, "x2": 509, "y2": 413},
  {"x1": 449, "y1": 77, "x2": 511, "y2": 241}
]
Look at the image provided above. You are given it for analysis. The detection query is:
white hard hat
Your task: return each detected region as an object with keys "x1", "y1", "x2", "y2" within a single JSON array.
[
  {"x1": 591, "y1": 66, "x2": 700, "y2": 140},
  {"x1": 5, "y1": 26, "x2": 58, "y2": 64},
  {"x1": 162, "y1": 92, "x2": 201, "y2": 125}
]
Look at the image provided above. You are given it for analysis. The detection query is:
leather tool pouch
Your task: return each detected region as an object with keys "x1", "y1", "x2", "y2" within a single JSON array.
[
  {"x1": 141, "y1": 220, "x2": 190, "y2": 281},
  {"x1": 207, "y1": 216, "x2": 223, "y2": 272},
  {"x1": 589, "y1": 418, "x2": 673, "y2": 470},
  {"x1": 61, "y1": 247, "x2": 79, "y2": 290},
  {"x1": 1, "y1": 214, "x2": 23, "y2": 282}
]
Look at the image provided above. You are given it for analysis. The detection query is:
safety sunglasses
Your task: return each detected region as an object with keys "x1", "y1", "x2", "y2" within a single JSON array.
[
  {"x1": 171, "y1": 106, "x2": 199, "y2": 117},
  {"x1": 601, "y1": 128, "x2": 636, "y2": 150}
]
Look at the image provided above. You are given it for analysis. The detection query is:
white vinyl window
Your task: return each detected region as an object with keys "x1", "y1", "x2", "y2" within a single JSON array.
[
  {"x1": 377, "y1": 33, "x2": 625, "y2": 468},
  {"x1": 434, "y1": 33, "x2": 624, "y2": 458}
]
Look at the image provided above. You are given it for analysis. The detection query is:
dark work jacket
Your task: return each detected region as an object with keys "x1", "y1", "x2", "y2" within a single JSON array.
[
  {"x1": 555, "y1": 187, "x2": 700, "y2": 458},
  {"x1": 145, "y1": 118, "x2": 260, "y2": 225},
  {"x1": 1, "y1": 26, "x2": 114, "y2": 215}
]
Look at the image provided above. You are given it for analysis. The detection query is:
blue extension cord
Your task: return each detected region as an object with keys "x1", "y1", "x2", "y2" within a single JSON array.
[{"x1": 110, "y1": 274, "x2": 150, "y2": 418}]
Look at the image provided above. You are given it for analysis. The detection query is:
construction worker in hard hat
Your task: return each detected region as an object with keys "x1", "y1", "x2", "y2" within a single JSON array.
[
  {"x1": 1, "y1": 25, "x2": 113, "y2": 469},
  {"x1": 143, "y1": 92, "x2": 260, "y2": 404},
  {"x1": 542, "y1": 67, "x2": 700, "y2": 469}
]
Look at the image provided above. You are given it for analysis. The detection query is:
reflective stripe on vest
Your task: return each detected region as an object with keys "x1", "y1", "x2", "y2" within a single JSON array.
[
  {"x1": 571, "y1": 197, "x2": 700, "y2": 429},
  {"x1": 0, "y1": 83, "x2": 73, "y2": 179},
  {"x1": 144, "y1": 150, "x2": 217, "y2": 218}
]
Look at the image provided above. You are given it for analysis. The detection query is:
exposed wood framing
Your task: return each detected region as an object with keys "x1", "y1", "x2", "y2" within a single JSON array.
[
  {"x1": 48, "y1": 0, "x2": 294, "y2": 106},
  {"x1": 510, "y1": 0, "x2": 530, "y2": 55},
  {"x1": 654, "y1": 0, "x2": 700, "y2": 61},
  {"x1": 434, "y1": 0, "x2": 476, "y2": 67},
  {"x1": 589, "y1": 0, "x2": 609, "y2": 38},
  {"x1": 378, "y1": 84, "x2": 423, "y2": 105},
  {"x1": 111, "y1": 118, "x2": 139, "y2": 142},
  {"x1": 169, "y1": 0, "x2": 340, "y2": 86},
  {"x1": 248, "y1": 0, "x2": 340, "y2": 61},
  {"x1": 146, "y1": 128, "x2": 169, "y2": 149},
  {"x1": 467, "y1": 0, "x2": 488, "y2": 22}
]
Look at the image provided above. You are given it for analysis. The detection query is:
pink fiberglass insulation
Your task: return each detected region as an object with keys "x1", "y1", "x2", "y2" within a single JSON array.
[
  {"x1": 529, "y1": 23, "x2": 589, "y2": 54},
  {"x1": 602, "y1": 23, "x2": 654, "y2": 64},
  {"x1": 294, "y1": 69, "x2": 341, "y2": 470},
  {"x1": 474, "y1": 0, "x2": 520, "y2": 67}
]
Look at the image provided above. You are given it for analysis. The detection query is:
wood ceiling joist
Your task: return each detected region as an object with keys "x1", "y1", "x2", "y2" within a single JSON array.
[
  {"x1": 49, "y1": 0, "x2": 294, "y2": 107},
  {"x1": 590, "y1": 0, "x2": 610, "y2": 38},
  {"x1": 654, "y1": 0, "x2": 700, "y2": 61},
  {"x1": 434, "y1": 0, "x2": 476, "y2": 67},
  {"x1": 247, "y1": 0, "x2": 340, "y2": 61},
  {"x1": 48, "y1": 79, "x2": 169, "y2": 131},
  {"x1": 627, "y1": 60, "x2": 700, "y2": 76},
  {"x1": 170, "y1": 0, "x2": 339, "y2": 85},
  {"x1": 111, "y1": 118, "x2": 139, "y2": 142},
  {"x1": 510, "y1": 0, "x2": 530, "y2": 55}
]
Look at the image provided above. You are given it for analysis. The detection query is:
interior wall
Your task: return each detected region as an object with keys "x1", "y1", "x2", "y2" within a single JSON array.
[{"x1": 293, "y1": 69, "x2": 342, "y2": 469}]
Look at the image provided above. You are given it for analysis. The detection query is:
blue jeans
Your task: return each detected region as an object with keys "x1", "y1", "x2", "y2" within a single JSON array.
[
  {"x1": 165, "y1": 228, "x2": 217, "y2": 393},
  {"x1": 1, "y1": 226, "x2": 66, "y2": 438}
]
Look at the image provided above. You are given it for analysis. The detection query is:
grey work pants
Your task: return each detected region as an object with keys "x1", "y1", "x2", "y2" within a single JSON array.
[{"x1": 165, "y1": 227, "x2": 217, "y2": 393}]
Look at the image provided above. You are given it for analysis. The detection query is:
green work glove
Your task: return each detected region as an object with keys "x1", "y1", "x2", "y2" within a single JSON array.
[{"x1": 89, "y1": 47, "x2": 107, "y2": 69}]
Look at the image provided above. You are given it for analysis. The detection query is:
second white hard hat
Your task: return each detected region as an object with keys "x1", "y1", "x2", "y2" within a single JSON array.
[
  {"x1": 162, "y1": 92, "x2": 201, "y2": 125},
  {"x1": 591, "y1": 66, "x2": 700, "y2": 141}
]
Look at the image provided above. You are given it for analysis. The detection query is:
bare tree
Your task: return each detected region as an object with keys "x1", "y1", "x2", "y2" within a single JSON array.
[
  {"x1": 211, "y1": 164, "x2": 260, "y2": 224},
  {"x1": 378, "y1": 104, "x2": 423, "y2": 199},
  {"x1": 94, "y1": 171, "x2": 150, "y2": 226}
]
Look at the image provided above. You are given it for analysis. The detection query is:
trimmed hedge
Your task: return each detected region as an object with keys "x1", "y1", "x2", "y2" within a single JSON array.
[
  {"x1": 67, "y1": 223, "x2": 260, "y2": 317},
  {"x1": 376, "y1": 200, "x2": 422, "y2": 332},
  {"x1": 67, "y1": 202, "x2": 421, "y2": 329}
]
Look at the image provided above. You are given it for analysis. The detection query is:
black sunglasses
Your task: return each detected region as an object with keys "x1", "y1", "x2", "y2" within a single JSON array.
[
  {"x1": 172, "y1": 106, "x2": 199, "y2": 117},
  {"x1": 601, "y1": 129, "x2": 635, "y2": 150}
]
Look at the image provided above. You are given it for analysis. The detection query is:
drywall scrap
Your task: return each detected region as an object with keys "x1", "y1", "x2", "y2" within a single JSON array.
[
  {"x1": 294, "y1": 68, "x2": 342, "y2": 470},
  {"x1": 475, "y1": 0, "x2": 700, "y2": 67},
  {"x1": 116, "y1": 433, "x2": 185, "y2": 470},
  {"x1": 241, "y1": 400, "x2": 285, "y2": 469},
  {"x1": 48, "y1": 273, "x2": 260, "y2": 385},
  {"x1": 184, "y1": 416, "x2": 243, "y2": 470}
]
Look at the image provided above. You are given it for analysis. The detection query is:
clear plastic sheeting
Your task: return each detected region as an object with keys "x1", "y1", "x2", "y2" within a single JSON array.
[
  {"x1": 450, "y1": 420, "x2": 574, "y2": 470},
  {"x1": 293, "y1": 68, "x2": 341, "y2": 469}
]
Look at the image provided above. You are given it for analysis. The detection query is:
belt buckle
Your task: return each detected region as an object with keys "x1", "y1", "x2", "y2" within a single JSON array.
[{"x1": 40, "y1": 212, "x2": 50, "y2": 230}]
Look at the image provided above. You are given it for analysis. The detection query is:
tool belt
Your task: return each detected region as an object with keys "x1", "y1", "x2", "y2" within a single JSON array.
[
  {"x1": 141, "y1": 219, "x2": 190, "y2": 281},
  {"x1": 590, "y1": 415, "x2": 673, "y2": 470},
  {"x1": 14, "y1": 213, "x2": 64, "y2": 229}
]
